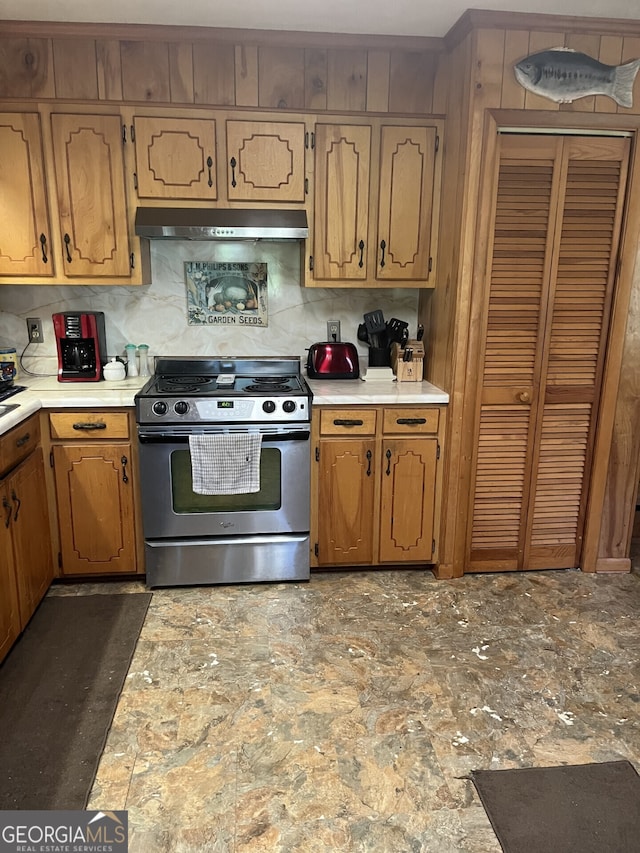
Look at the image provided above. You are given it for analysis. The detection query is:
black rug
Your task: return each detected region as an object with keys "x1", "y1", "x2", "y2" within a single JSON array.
[
  {"x1": 470, "y1": 761, "x2": 640, "y2": 853},
  {"x1": 0, "y1": 592, "x2": 151, "y2": 810}
]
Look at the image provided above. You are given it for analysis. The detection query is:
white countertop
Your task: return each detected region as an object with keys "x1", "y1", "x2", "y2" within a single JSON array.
[
  {"x1": 0, "y1": 371, "x2": 449, "y2": 437},
  {"x1": 307, "y1": 377, "x2": 449, "y2": 405},
  {"x1": 0, "y1": 374, "x2": 148, "y2": 436}
]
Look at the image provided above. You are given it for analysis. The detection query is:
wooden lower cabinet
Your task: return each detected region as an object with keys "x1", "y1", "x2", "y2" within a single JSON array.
[
  {"x1": 312, "y1": 405, "x2": 444, "y2": 568},
  {"x1": 49, "y1": 411, "x2": 139, "y2": 576},
  {"x1": 0, "y1": 416, "x2": 54, "y2": 663}
]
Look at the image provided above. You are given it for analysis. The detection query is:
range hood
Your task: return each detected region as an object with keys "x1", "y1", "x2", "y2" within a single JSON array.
[{"x1": 135, "y1": 207, "x2": 308, "y2": 241}]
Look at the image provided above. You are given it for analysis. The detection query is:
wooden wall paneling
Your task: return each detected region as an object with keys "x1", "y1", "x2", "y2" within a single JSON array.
[
  {"x1": 388, "y1": 51, "x2": 437, "y2": 114},
  {"x1": 474, "y1": 29, "x2": 507, "y2": 107},
  {"x1": 0, "y1": 38, "x2": 54, "y2": 99},
  {"x1": 193, "y1": 42, "x2": 235, "y2": 106},
  {"x1": 52, "y1": 39, "x2": 98, "y2": 100},
  {"x1": 595, "y1": 36, "x2": 623, "y2": 114},
  {"x1": 365, "y1": 50, "x2": 390, "y2": 113},
  {"x1": 304, "y1": 49, "x2": 328, "y2": 111},
  {"x1": 326, "y1": 49, "x2": 367, "y2": 112},
  {"x1": 169, "y1": 42, "x2": 194, "y2": 103},
  {"x1": 620, "y1": 37, "x2": 640, "y2": 116},
  {"x1": 431, "y1": 52, "x2": 449, "y2": 115},
  {"x1": 235, "y1": 45, "x2": 258, "y2": 107},
  {"x1": 258, "y1": 46, "x2": 304, "y2": 110},
  {"x1": 560, "y1": 34, "x2": 601, "y2": 113},
  {"x1": 121, "y1": 41, "x2": 170, "y2": 102},
  {"x1": 96, "y1": 40, "x2": 123, "y2": 101},
  {"x1": 501, "y1": 30, "x2": 529, "y2": 109},
  {"x1": 523, "y1": 31, "x2": 566, "y2": 111}
]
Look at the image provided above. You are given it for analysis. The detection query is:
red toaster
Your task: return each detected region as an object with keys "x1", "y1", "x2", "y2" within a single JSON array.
[{"x1": 306, "y1": 341, "x2": 360, "y2": 379}]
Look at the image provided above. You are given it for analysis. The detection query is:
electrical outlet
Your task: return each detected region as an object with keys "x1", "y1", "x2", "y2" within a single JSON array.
[
  {"x1": 27, "y1": 317, "x2": 43, "y2": 343},
  {"x1": 327, "y1": 320, "x2": 341, "y2": 342}
]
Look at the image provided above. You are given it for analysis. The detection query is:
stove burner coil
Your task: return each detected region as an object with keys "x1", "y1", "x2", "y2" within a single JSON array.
[{"x1": 245, "y1": 383, "x2": 290, "y2": 392}]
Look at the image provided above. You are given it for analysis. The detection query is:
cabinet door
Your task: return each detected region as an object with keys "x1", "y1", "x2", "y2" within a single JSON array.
[
  {"x1": 379, "y1": 437, "x2": 437, "y2": 563},
  {"x1": 8, "y1": 449, "x2": 54, "y2": 629},
  {"x1": 313, "y1": 124, "x2": 371, "y2": 281},
  {"x1": 376, "y1": 125, "x2": 437, "y2": 282},
  {"x1": 468, "y1": 135, "x2": 630, "y2": 572},
  {"x1": 317, "y1": 438, "x2": 376, "y2": 565},
  {"x1": 133, "y1": 116, "x2": 217, "y2": 200},
  {"x1": 50, "y1": 113, "x2": 131, "y2": 278},
  {"x1": 0, "y1": 113, "x2": 54, "y2": 277},
  {"x1": 0, "y1": 484, "x2": 21, "y2": 662},
  {"x1": 53, "y1": 443, "x2": 136, "y2": 574},
  {"x1": 226, "y1": 120, "x2": 305, "y2": 202}
]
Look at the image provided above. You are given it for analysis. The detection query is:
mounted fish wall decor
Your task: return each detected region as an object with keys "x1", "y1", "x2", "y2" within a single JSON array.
[{"x1": 514, "y1": 47, "x2": 640, "y2": 107}]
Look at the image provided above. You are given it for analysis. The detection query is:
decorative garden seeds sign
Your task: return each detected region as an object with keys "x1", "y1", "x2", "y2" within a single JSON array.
[{"x1": 185, "y1": 262, "x2": 268, "y2": 327}]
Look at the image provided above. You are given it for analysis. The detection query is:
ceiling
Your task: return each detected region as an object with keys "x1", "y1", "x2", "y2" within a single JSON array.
[{"x1": 2, "y1": 0, "x2": 639, "y2": 39}]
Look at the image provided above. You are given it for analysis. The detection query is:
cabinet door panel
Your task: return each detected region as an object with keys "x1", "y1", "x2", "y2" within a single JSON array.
[
  {"x1": 51, "y1": 114, "x2": 131, "y2": 278},
  {"x1": 54, "y1": 443, "x2": 136, "y2": 574},
  {"x1": 9, "y1": 449, "x2": 53, "y2": 628},
  {"x1": 134, "y1": 116, "x2": 217, "y2": 200},
  {"x1": 318, "y1": 438, "x2": 375, "y2": 564},
  {"x1": 226, "y1": 120, "x2": 305, "y2": 201},
  {"x1": 379, "y1": 437, "x2": 437, "y2": 563},
  {"x1": 0, "y1": 484, "x2": 20, "y2": 662},
  {"x1": 376, "y1": 125, "x2": 436, "y2": 281},
  {"x1": 0, "y1": 113, "x2": 53, "y2": 277},
  {"x1": 313, "y1": 124, "x2": 371, "y2": 280}
]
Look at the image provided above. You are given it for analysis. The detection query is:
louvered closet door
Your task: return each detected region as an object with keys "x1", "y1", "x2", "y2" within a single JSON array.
[{"x1": 468, "y1": 134, "x2": 630, "y2": 572}]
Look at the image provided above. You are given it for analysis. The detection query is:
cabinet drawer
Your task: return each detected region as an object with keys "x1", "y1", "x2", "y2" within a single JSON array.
[
  {"x1": 320, "y1": 409, "x2": 377, "y2": 435},
  {"x1": 0, "y1": 414, "x2": 40, "y2": 476},
  {"x1": 49, "y1": 411, "x2": 130, "y2": 440},
  {"x1": 382, "y1": 407, "x2": 439, "y2": 434}
]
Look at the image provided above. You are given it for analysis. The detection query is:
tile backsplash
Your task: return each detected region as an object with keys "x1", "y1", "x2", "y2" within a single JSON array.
[{"x1": 0, "y1": 241, "x2": 418, "y2": 373}]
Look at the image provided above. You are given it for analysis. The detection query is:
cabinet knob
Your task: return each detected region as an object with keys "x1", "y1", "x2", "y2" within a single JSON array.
[{"x1": 517, "y1": 391, "x2": 531, "y2": 403}]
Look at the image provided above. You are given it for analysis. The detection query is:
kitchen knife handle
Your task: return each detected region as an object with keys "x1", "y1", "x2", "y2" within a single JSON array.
[
  {"x1": 64, "y1": 233, "x2": 72, "y2": 263},
  {"x1": 333, "y1": 419, "x2": 364, "y2": 427},
  {"x1": 230, "y1": 157, "x2": 237, "y2": 188},
  {"x1": 207, "y1": 156, "x2": 213, "y2": 187},
  {"x1": 72, "y1": 421, "x2": 107, "y2": 431},
  {"x1": 358, "y1": 240, "x2": 365, "y2": 268},
  {"x1": 396, "y1": 418, "x2": 427, "y2": 425},
  {"x1": 366, "y1": 449, "x2": 372, "y2": 477},
  {"x1": 385, "y1": 448, "x2": 392, "y2": 475},
  {"x1": 379, "y1": 240, "x2": 386, "y2": 269},
  {"x1": 40, "y1": 233, "x2": 48, "y2": 264}
]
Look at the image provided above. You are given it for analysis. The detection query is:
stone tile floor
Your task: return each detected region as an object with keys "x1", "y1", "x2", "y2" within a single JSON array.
[{"x1": 52, "y1": 560, "x2": 640, "y2": 852}]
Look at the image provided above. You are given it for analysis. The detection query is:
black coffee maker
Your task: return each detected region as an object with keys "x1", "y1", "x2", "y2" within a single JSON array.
[{"x1": 53, "y1": 311, "x2": 108, "y2": 382}]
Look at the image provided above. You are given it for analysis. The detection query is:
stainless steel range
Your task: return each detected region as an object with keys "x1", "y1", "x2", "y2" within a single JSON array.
[{"x1": 135, "y1": 356, "x2": 312, "y2": 588}]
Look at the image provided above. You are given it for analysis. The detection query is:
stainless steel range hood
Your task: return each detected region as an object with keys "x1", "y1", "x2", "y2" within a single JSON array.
[{"x1": 135, "y1": 207, "x2": 308, "y2": 241}]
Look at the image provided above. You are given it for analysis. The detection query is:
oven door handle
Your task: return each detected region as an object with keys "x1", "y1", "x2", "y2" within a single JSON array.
[{"x1": 138, "y1": 430, "x2": 310, "y2": 444}]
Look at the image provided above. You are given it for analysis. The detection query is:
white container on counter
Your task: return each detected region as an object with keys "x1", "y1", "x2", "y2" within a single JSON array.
[{"x1": 103, "y1": 357, "x2": 126, "y2": 381}]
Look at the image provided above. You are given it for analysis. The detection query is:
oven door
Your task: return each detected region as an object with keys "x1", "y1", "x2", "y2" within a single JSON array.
[{"x1": 138, "y1": 424, "x2": 310, "y2": 539}]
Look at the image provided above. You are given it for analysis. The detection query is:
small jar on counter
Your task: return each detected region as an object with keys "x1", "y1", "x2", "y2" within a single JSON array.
[
  {"x1": 125, "y1": 343, "x2": 138, "y2": 377},
  {"x1": 138, "y1": 344, "x2": 150, "y2": 377},
  {"x1": 103, "y1": 357, "x2": 126, "y2": 381}
]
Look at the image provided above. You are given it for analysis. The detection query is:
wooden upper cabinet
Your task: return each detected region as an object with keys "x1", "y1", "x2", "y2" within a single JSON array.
[
  {"x1": 313, "y1": 123, "x2": 372, "y2": 281},
  {"x1": 0, "y1": 112, "x2": 54, "y2": 277},
  {"x1": 133, "y1": 116, "x2": 217, "y2": 200},
  {"x1": 375, "y1": 125, "x2": 437, "y2": 282},
  {"x1": 226, "y1": 119, "x2": 306, "y2": 202},
  {"x1": 50, "y1": 113, "x2": 132, "y2": 278}
]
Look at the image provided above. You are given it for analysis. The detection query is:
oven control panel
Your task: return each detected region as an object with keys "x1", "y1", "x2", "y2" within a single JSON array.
[{"x1": 138, "y1": 396, "x2": 309, "y2": 423}]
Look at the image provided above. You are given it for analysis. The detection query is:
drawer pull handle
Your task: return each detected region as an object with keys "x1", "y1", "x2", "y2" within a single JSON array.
[
  {"x1": 3, "y1": 497, "x2": 11, "y2": 529},
  {"x1": 230, "y1": 156, "x2": 237, "y2": 188},
  {"x1": 15, "y1": 432, "x2": 31, "y2": 447},
  {"x1": 358, "y1": 239, "x2": 365, "y2": 269},
  {"x1": 72, "y1": 422, "x2": 107, "y2": 430},
  {"x1": 11, "y1": 489, "x2": 21, "y2": 522},
  {"x1": 366, "y1": 449, "x2": 372, "y2": 476},
  {"x1": 333, "y1": 419, "x2": 364, "y2": 427},
  {"x1": 386, "y1": 448, "x2": 392, "y2": 475},
  {"x1": 64, "y1": 233, "x2": 72, "y2": 263},
  {"x1": 121, "y1": 455, "x2": 129, "y2": 484},
  {"x1": 40, "y1": 233, "x2": 48, "y2": 264},
  {"x1": 207, "y1": 156, "x2": 213, "y2": 187},
  {"x1": 396, "y1": 418, "x2": 427, "y2": 425}
]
